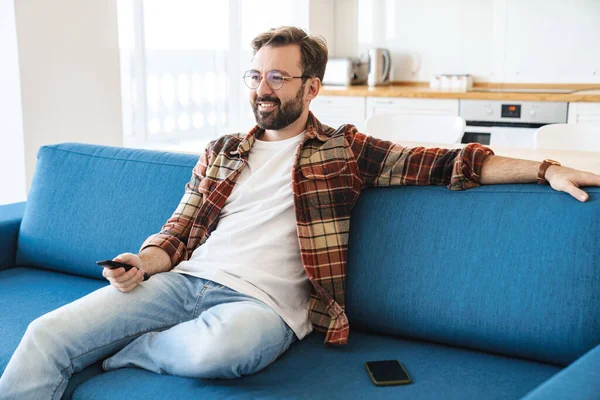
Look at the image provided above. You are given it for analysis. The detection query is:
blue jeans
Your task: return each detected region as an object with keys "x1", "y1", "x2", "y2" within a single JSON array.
[{"x1": 0, "y1": 273, "x2": 296, "y2": 400}]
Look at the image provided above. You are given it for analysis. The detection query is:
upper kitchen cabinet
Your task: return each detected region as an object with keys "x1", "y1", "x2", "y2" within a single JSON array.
[
  {"x1": 502, "y1": 1, "x2": 600, "y2": 84},
  {"x1": 351, "y1": 0, "x2": 599, "y2": 85},
  {"x1": 366, "y1": 97, "x2": 459, "y2": 118}
]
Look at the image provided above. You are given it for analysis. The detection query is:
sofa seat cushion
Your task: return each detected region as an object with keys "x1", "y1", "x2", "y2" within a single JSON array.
[
  {"x1": 0, "y1": 267, "x2": 107, "y2": 375},
  {"x1": 72, "y1": 330, "x2": 561, "y2": 400}
]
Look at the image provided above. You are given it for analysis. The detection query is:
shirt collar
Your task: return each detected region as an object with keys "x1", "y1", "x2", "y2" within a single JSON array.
[{"x1": 232, "y1": 111, "x2": 333, "y2": 157}]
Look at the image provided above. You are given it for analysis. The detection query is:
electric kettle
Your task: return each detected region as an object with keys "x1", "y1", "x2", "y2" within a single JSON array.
[{"x1": 368, "y1": 48, "x2": 391, "y2": 87}]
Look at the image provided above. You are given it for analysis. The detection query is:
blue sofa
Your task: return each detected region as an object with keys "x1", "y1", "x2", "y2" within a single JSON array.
[{"x1": 1, "y1": 142, "x2": 599, "y2": 399}]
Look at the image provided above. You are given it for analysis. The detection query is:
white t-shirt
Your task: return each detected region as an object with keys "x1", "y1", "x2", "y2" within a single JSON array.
[{"x1": 173, "y1": 131, "x2": 313, "y2": 339}]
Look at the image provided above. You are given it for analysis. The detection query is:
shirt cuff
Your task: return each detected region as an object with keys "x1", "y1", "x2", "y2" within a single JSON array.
[
  {"x1": 448, "y1": 143, "x2": 495, "y2": 190},
  {"x1": 139, "y1": 233, "x2": 187, "y2": 267}
]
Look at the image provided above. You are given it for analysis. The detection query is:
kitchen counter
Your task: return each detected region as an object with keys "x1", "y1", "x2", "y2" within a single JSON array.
[{"x1": 320, "y1": 84, "x2": 600, "y2": 102}]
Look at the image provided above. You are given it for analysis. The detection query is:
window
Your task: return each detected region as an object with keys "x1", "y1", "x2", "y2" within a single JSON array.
[{"x1": 117, "y1": 0, "x2": 309, "y2": 151}]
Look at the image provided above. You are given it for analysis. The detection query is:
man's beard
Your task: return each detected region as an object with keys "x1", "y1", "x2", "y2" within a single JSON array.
[{"x1": 251, "y1": 85, "x2": 305, "y2": 130}]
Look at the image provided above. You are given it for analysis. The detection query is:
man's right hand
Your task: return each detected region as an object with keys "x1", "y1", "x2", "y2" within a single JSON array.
[{"x1": 102, "y1": 253, "x2": 147, "y2": 293}]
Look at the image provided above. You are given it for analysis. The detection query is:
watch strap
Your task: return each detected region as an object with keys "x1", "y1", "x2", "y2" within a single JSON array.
[{"x1": 537, "y1": 159, "x2": 561, "y2": 185}]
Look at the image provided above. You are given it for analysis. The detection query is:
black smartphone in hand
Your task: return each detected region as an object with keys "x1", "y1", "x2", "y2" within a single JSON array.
[
  {"x1": 365, "y1": 360, "x2": 411, "y2": 386},
  {"x1": 96, "y1": 260, "x2": 149, "y2": 281}
]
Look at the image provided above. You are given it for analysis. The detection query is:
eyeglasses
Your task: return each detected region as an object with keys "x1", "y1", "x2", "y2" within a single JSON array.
[{"x1": 243, "y1": 70, "x2": 310, "y2": 90}]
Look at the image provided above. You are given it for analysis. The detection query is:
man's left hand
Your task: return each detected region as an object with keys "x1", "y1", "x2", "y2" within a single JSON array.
[{"x1": 545, "y1": 165, "x2": 600, "y2": 202}]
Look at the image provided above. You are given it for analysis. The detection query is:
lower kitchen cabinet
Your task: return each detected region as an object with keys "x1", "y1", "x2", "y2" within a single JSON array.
[
  {"x1": 568, "y1": 102, "x2": 600, "y2": 125},
  {"x1": 309, "y1": 95, "x2": 366, "y2": 131},
  {"x1": 366, "y1": 97, "x2": 460, "y2": 118},
  {"x1": 309, "y1": 95, "x2": 461, "y2": 133},
  {"x1": 310, "y1": 95, "x2": 599, "y2": 141}
]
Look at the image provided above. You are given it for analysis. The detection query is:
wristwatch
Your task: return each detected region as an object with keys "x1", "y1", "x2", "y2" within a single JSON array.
[{"x1": 537, "y1": 159, "x2": 561, "y2": 185}]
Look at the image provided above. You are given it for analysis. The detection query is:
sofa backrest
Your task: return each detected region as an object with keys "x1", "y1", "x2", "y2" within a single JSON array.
[
  {"x1": 345, "y1": 185, "x2": 600, "y2": 366},
  {"x1": 16, "y1": 143, "x2": 199, "y2": 279},
  {"x1": 18, "y1": 143, "x2": 600, "y2": 367}
]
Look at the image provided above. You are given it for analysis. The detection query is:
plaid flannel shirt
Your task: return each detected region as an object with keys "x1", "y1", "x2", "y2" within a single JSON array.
[{"x1": 141, "y1": 112, "x2": 494, "y2": 346}]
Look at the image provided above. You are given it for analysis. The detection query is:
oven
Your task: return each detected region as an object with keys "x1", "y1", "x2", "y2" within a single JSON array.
[{"x1": 459, "y1": 100, "x2": 568, "y2": 148}]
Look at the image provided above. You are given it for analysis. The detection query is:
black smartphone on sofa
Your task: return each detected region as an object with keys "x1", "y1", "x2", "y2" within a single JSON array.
[{"x1": 365, "y1": 360, "x2": 411, "y2": 386}]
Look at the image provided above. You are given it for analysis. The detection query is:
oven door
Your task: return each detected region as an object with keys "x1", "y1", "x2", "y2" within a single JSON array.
[
  {"x1": 462, "y1": 125, "x2": 491, "y2": 145},
  {"x1": 462, "y1": 125, "x2": 539, "y2": 149}
]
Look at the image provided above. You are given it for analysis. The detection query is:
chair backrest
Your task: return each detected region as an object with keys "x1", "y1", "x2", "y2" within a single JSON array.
[
  {"x1": 534, "y1": 123, "x2": 600, "y2": 152},
  {"x1": 364, "y1": 113, "x2": 466, "y2": 143}
]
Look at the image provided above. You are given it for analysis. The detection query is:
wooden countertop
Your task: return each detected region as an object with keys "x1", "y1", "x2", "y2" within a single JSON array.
[{"x1": 320, "y1": 83, "x2": 600, "y2": 102}]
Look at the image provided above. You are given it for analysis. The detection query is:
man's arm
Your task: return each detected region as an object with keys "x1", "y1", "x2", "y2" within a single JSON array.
[
  {"x1": 138, "y1": 143, "x2": 212, "y2": 266},
  {"x1": 138, "y1": 246, "x2": 172, "y2": 275},
  {"x1": 103, "y1": 247, "x2": 172, "y2": 293},
  {"x1": 347, "y1": 125, "x2": 600, "y2": 199},
  {"x1": 480, "y1": 155, "x2": 600, "y2": 202},
  {"x1": 348, "y1": 127, "x2": 493, "y2": 190},
  {"x1": 103, "y1": 142, "x2": 213, "y2": 293}
]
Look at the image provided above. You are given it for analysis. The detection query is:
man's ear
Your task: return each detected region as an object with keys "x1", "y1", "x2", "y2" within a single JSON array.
[{"x1": 305, "y1": 77, "x2": 321, "y2": 101}]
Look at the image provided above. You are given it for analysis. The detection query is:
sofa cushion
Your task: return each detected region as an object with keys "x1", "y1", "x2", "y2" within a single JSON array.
[
  {"x1": 0, "y1": 202, "x2": 26, "y2": 270},
  {"x1": 71, "y1": 330, "x2": 560, "y2": 400},
  {"x1": 15, "y1": 143, "x2": 199, "y2": 279},
  {"x1": 0, "y1": 267, "x2": 106, "y2": 375},
  {"x1": 345, "y1": 185, "x2": 600, "y2": 366},
  {"x1": 521, "y1": 344, "x2": 600, "y2": 400}
]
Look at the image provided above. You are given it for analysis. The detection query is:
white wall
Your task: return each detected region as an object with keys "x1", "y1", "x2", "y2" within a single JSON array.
[
  {"x1": 0, "y1": 0, "x2": 26, "y2": 205},
  {"x1": 14, "y1": 0, "x2": 124, "y2": 192},
  {"x1": 309, "y1": 0, "x2": 336, "y2": 56},
  {"x1": 334, "y1": 0, "x2": 360, "y2": 58},
  {"x1": 342, "y1": 0, "x2": 600, "y2": 84}
]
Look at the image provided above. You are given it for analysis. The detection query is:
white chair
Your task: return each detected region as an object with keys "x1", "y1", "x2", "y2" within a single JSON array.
[
  {"x1": 534, "y1": 123, "x2": 600, "y2": 152},
  {"x1": 364, "y1": 113, "x2": 466, "y2": 144}
]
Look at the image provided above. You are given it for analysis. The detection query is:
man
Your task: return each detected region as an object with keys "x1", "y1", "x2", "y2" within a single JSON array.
[{"x1": 1, "y1": 26, "x2": 599, "y2": 399}]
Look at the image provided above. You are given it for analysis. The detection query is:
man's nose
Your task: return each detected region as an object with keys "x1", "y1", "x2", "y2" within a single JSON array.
[{"x1": 255, "y1": 75, "x2": 274, "y2": 98}]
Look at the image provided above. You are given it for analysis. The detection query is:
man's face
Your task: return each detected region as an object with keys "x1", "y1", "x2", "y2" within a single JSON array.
[{"x1": 248, "y1": 44, "x2": 307, "y2": 130}]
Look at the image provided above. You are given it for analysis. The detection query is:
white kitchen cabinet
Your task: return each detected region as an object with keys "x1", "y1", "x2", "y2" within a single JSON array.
[
  {"x1": 309, "y1": 95, "x2": 366, "y2": 131},
  {"x1": 366, "y1": 97, "x2": 460, "y2": 118},
  {"x1": 567, "y1": 102, "x2": 600, "y2": 125}
]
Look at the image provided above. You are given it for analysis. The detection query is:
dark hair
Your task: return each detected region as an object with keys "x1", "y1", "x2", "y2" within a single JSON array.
[{"x1": 251, "y1": 26, "x2": 328, "y2": 81}]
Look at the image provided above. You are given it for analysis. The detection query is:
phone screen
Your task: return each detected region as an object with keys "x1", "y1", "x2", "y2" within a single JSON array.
[{"x1": 365, "y1": 360, "x2": 411, "y2": 385}]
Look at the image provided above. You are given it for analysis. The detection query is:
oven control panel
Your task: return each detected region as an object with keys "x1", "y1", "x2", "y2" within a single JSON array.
[
  {"x1": 460, "y1": 100, "x2": 567, "y2": 124},
  {"x1": 501, "y1": 104, "x2": 521, "y2": 118}
]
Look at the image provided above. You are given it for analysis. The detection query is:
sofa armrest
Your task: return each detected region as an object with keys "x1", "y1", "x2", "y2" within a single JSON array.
[
  {"x1": 521, "y1": 344, "x2": 600, "y2": 400},
  {"x1": 0, "y1": 202, "x2": 26, "y2": 270}
]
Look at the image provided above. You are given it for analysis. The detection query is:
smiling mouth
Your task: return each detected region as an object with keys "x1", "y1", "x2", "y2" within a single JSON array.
[
  {"x1": 255, "y1": 97, "x2": 280, "y2": 113},
  {"x1": 257, "y1": 102, "x2": 279, "y2": 112}
]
